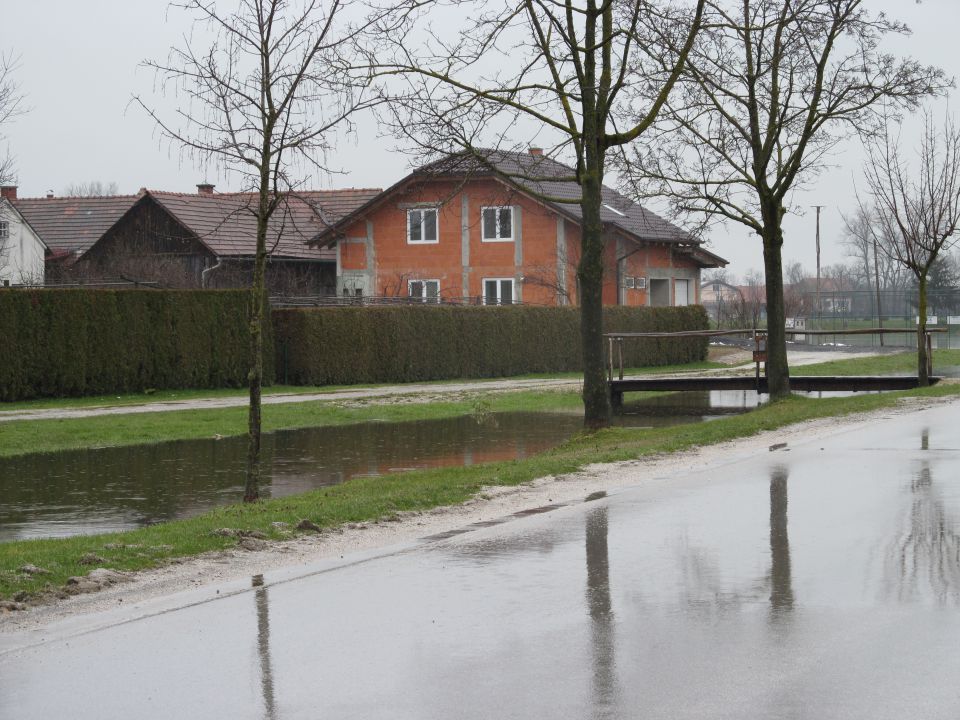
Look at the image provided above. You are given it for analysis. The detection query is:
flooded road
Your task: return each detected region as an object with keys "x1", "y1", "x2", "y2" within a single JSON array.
[{"x1": 5, "y1": 400, "x2": 960, "y2": 719}]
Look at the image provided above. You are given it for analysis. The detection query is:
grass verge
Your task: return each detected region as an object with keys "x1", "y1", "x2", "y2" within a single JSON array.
[
  {"x1": 3, "y1": 383, "x2": 959, "y2": 603},
  {"x1": 793, "y1": 348, "x2": 960, "y2": 376},
  {"x1": 0, "y1": 390, "x2": 583, "y2": 459}
]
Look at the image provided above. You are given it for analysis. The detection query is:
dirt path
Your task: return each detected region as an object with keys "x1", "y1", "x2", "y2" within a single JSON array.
[{"x1": 0, "y1": 349, "x2": 888, "y2": 423}]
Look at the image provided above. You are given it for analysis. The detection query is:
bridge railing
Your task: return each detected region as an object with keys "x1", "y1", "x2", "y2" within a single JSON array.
[{"x1": 604, "y1": 327, "x2": 947, "y2": 383}]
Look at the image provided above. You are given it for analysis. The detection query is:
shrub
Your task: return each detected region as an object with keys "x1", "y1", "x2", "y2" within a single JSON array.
[
  {"x1": 274, "y1": 305, "x2": 708, "y2": 386},
  {"x1": 0, "y1": 289, "x2": 271, "y2": 401}
]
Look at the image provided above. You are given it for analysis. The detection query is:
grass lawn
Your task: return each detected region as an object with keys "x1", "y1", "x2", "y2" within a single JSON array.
[
  {"x1": 793, "y1": 348, "x2": 960, "y2": 376},
  {"x1": 3, "y1": 383, "x2": 959, "y2": 603},
  {"x1": 0, "y1": 389, "x2": 584, "y2": 459}
]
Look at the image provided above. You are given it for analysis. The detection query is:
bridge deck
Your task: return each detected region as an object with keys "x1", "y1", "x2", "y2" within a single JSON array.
[{"x1": 609, "y1": 375, "x2": 941, "y2": 409}]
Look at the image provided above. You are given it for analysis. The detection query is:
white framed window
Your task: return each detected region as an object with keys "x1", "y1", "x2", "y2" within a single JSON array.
[
  {"x1": 407, "y1": 208, "x2": 438, "y2": 244},
  {"x1": 624, "y1": 277, "x2": 635, "y2": 289},
  {"x1": 408, "y1": 279, "x2": 440, "y2": 303},
  {"x1": 635, "y1": 277, "x2": 647, "y2": 290},
  {"x1": 481, "y1": 206, "x2": 514, "y2": 242},
  {"x1": 483, "y1": 278, "x2": 514, "y2": 305},
  {"x1": 0, "y1": 221, "x2": 8, "y2": 239}
]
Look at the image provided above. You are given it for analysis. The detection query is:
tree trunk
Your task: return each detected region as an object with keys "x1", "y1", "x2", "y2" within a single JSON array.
[
  {"x1": 244, "y1": 187, "x2": 270, "y2": 503},
  {"x1": 578, "y1": 147, "x2": 612, "y2": 428},
  {"x1": 917, "y1": 272, "x2": 929, "y2": 387},
  {"x1": 761, "y1": 218, "x2": 791, "y2": 400}
]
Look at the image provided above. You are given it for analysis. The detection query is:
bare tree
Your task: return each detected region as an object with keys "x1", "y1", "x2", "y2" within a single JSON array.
[
  {"x1": 861, "y1": 111, "x2": 960, "y2": 384},
  {"x1": 137, "y1": 0, "x2": 378, "y2": 501},
  {"x1": 0, "y1": 54, "x2": 26, "y2": 280},
  {"x1": 623, "y1": 0, "x2": 947, "y2": 400},
  {"x1": 842, "y1": 205, "x2": 909, "y2": 291},
  {"x1": 62, "y1": 181, "x2": 120, "y2": 197},
  {"x1": 363, "y1": 0, "x2": 706, "y2": 428}
]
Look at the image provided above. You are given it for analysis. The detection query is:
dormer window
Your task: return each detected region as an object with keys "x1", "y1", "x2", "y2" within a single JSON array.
[
  {"x1": 481, "y1": 206, "x2": 513, "y2": 242},
  {"x1": 407, "y1": 208, "x2": 438, "y2": 244}
]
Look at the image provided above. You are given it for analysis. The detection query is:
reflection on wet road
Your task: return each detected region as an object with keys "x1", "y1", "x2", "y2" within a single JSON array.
[{"x1": 4, "y1": 401, "x2": 960, "y2": 719}]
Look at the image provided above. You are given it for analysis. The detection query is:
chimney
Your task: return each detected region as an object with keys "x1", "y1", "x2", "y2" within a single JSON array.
[
  {"x1": 0, "y1": 185, "x2": 17, "y2": 201},
  {"x1": 46, "y1": 190, "x2": 54, "y2": 199},
  {"x1": 197, "y1": 183, "x2": 215, "y2": 195},
  {"x1": 528, "y1": 147, "x2": 543, "y2": 157}
]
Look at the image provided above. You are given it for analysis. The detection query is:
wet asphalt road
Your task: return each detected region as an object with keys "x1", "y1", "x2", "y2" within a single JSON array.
[{"x1": 3, "y1": 401, "x2": 960, "y2": 719}]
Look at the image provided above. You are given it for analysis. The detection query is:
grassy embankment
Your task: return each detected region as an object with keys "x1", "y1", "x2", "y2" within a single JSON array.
[{"x1": 2, "y1": 376, "x2": 960, "y2": 602}]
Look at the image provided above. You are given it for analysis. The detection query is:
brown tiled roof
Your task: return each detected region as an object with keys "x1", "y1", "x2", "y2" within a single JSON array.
[
  {"x1": 14, "y1": 195, "x2": 140, "y2": 255},
  {"x1": 148, "y1": 189, "x2": 380, "y2": 260}
]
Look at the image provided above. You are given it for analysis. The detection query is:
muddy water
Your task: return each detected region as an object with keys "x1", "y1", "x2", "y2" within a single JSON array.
[{"x1": 0, "y1": 396, "x2": 734, "y2": 542}]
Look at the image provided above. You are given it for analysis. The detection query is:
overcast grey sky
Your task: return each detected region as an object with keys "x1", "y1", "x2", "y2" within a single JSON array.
[{"x1": 2, "y1": 0, "x2": 957, "y2": 278}]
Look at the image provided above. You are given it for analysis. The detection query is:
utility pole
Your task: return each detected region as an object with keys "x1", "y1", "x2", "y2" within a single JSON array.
[
  {"x1": 813, "y1": 205, "x2": 824, "y2": 329},
  {"x1": 873, "y1": 233, "x2": 884, "y2": 346}
]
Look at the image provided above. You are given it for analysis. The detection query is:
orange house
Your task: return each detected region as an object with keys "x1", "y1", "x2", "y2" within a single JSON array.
[{"x1": 313, "y1": 149, "x2": 726, "y2": 306}]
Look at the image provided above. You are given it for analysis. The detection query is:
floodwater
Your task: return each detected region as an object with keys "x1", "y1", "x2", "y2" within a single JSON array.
[
  {"x1": 0, "y1": 394, "x2": 741, "y2": 542},
  {"x1": 3, "y1": 400, "x2": 959, "y2": 719}
]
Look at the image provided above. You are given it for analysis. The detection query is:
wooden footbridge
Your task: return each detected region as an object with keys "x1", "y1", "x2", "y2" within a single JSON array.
[{"x1": 606, "y1": 328, "x2": 944, "y2": 410}]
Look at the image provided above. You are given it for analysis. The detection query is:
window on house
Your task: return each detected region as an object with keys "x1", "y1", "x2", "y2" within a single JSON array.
[
  {"x1": 409, "y1": 279, "x2": 440, "y2": 303},
  {"x1": 483, "y1": 278, "x2": 514, "y2": 305},
  {"x1": 481, "y1": 207, "x2": 513, "y2": 241},
  {"x1": 407, "y1": 208, "x2": 438, "y2": 244},
  {"x1": 0, "y1": 221, "x2": 8, "y2": 239}
]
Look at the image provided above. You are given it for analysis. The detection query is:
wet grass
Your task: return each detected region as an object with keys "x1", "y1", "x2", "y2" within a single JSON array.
[
  {"x1": 0, "y1": 390, "x2": 583, "y2": 459},
  {"x1": 793, "y1": 348, "x2": 960, "y2": 376},
  {"x1": 2, "y1": 383, "x2": 959, "y2": 603}
]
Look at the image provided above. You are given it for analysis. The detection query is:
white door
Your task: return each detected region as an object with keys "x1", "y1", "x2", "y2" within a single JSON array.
[{"x1": 674, "y1": 279, "x2": 690, "y2": 306}]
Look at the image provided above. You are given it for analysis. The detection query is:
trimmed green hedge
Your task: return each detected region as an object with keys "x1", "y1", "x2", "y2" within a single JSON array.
[
  {"x1": 0, "y1": 289, "x2": 271, "y2": 401},
  {"x1": 274, "y1": 305, "x2": 709, "y2": 386}
]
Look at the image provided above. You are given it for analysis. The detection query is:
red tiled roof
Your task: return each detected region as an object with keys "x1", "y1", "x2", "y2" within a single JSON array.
[
  {"x1": 14, "y1": 195, "x2": 140, "y2": 255},
  {"x1": 147, "y1": 189, "x2": 380, "y2": 260}
]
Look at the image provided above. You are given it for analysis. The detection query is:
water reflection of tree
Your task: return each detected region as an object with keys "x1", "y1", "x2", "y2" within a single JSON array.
[
  {"x1": 253, "y1": 575, "x2": 277, "y2": 720},
  {"x1": 768, "y1": 466, "x2": 794, "y2": 617},
  {"x1": 585, "y1": 507, "x2": 619, "y2": 719},
  {"x1": 884, "y1": 459, "x2": 960, "y2": 604},
  {"x1": 674, "y1": 466, "x2": 794, "y2": 621}
]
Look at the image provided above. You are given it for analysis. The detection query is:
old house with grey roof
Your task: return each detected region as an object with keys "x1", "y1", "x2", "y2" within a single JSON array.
[{"x1": 312, "y1": 149, "x2": 726, "y2": 306}]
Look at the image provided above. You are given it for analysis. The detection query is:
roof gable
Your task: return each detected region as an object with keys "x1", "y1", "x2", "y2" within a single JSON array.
[
  {"x1": 145, "y1": 189, "x2": 381, "y2": 260},
  {"x1": 14, "y1": 195, "x2": 140, "y2": 255}
]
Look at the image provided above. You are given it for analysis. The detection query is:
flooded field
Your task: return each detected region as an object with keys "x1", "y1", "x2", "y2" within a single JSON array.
[{"x1": 0, "y1": 390, "x2": 835, "y2": 541}]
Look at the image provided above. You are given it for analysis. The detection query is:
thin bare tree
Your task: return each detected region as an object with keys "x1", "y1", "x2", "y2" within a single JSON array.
[
  {"x1": 137, "y1": 0, "x2": 380, "y2": 501},
  {"x1": 62, "y1": 181, "x2": 120, "y2": 197},
  {"x1": 0, "y1": 54, "x2": 26, "y2": 279},
  {"x1": 622, "y1": 0, "x2": 948, "y2": 399},
  {"x1": 362, "y1": 0, "x2": 706, "y2": 428},
  {"x1": 860, "y1": 111, "x2": 960, "y2": 385}
]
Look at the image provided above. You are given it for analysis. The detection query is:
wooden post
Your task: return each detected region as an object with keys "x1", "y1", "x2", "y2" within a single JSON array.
[
  {"x1": 608, "y1": 336, "x2": 615, "y2": 383},
  {"x1": 617, "y1": 338, "x2": 624, "y2": 381}
]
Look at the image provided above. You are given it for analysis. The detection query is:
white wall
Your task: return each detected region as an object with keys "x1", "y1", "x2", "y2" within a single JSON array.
[{"x1": 0, "y1": 202, "x2": 45, "y2": 285}]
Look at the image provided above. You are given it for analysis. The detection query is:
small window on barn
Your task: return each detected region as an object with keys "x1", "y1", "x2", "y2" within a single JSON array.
[
  {"x1": 407, "y1": 208, "x2": 439, "y2": 244},
  {"x1": 0, "y1": 221, "x2": 8, "y2": 239},
  {"x1": 409, "y1": 279, "x2": 440, "y2": 303},
  {"x1": 481, "y1": 207, "x2": 513, "y2": 241}
]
